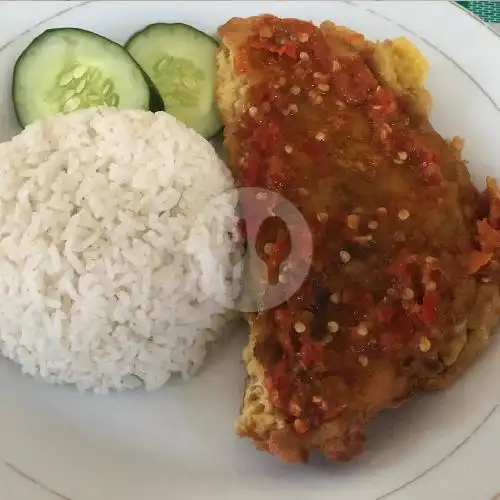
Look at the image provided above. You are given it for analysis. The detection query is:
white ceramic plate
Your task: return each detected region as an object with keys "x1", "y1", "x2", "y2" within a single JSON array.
[{"x1": 0, "y1": 1, "x2": 500, "y2": 499}]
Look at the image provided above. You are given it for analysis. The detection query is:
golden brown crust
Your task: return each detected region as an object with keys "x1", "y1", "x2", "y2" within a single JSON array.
[
  {"x1": 425, "y1": 283, "x2": 500, "y2": 389},
  {"x1": 216, "y1": 15, "x2": 500, "y2": 463}
]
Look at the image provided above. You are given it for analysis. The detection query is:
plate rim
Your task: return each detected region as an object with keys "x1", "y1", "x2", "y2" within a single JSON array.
[{"x1": 0, "y1": 2, "x2": 499, "y2": 500}]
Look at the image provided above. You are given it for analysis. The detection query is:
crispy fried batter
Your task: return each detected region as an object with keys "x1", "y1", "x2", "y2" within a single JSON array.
[{"x1": 216, "y1": 15, "x2": 500, "y2": 462}]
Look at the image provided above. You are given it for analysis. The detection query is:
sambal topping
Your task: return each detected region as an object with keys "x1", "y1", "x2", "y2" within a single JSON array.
[
  {"x1": 425, "y1": 280, "x2": 437, "y2": 292},
  {"x1": 259, "y1": 25, "x2": 273, "y2": 39},
  {"x1": 419, "y1": 292, "x2": 439, "y2": 326},
  {"x1": 222, "y1": 15, "x2": 493, "y2": 432},
  {"x1": 394, "y1": 231, "x2": 406, "y2": 243}
]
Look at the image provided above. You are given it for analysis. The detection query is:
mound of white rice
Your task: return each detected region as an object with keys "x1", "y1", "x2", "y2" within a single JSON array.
[{"x1": 0, "y1": 107, "x2": 237, "y2": 393}]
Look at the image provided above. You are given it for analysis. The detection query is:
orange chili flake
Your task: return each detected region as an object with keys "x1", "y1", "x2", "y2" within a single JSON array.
[
  {"x1": 468, "y1": 250, "x2": 493, "y2": 275},
  {"x1": 420, "y1": 292, "x2": 438, "y2": 326},
  {"x1": 294, "y1": 418, "x2": 309, "y2": 434},
  {"x1": 477, "y1": 219, "x2": 500, "y2": 253},
  {"x1": 249, "y1": 36, "x2": 297, "y2": 58}
]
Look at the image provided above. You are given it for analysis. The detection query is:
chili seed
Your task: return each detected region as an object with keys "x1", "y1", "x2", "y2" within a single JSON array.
[
  {"x1": 263, "y1": 243, "x2": 273, "y2": 255},
  {"x1": 419, "y1": 336, "x2": 431, "y2": 353},
  {"x1": 327, "y1": 321, "x2": 339, "y2": 333},
  {"x1": 294, "y1": 321, "x2": 306, "y2": 333},
  {"x1": 339, "y1": 250, "x2": 351, "y2": 264},
  {"x1": 398, "y1": 209, "x2": 410, "y2": 220},
  {"x1": 358, "y1": 355, "x2": 369, "y2": 367},
  {"x1": 294, "y1": 418, "x2": 308, "y2": 434},
  {"x1": 357, "y1": 324, "x2": 368, "y2": 337},
  {"x1": 346, "y1": 214, "x2": 359, "y2": 229}
]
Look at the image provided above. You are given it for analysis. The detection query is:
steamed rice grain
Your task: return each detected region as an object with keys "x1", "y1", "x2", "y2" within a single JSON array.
[{"x1": 0, "y1": 107, "x2": 237, "y2": 393}]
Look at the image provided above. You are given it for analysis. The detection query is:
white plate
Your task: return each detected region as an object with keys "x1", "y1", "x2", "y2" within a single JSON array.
[{"x1": 0, "y1": 1, "x2": 500, "y2": 499}]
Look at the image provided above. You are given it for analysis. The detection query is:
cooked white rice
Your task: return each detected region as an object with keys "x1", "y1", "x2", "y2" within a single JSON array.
[{"x1": 0, "y1": 107, "x2": 237, "y2": 393}]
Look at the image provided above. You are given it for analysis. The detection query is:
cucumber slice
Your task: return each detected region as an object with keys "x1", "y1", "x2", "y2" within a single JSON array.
[
  {"x1": 125, "y1": 23, "x2": 223, "y2": 138},
  {"x1": 13, "y1": 28, "x2": 163, "y2": 127}
]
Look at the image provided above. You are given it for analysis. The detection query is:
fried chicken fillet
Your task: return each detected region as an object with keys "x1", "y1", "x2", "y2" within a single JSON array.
[{"x1": 216, "y1": 15, "x2": 500, "y2": 462}]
